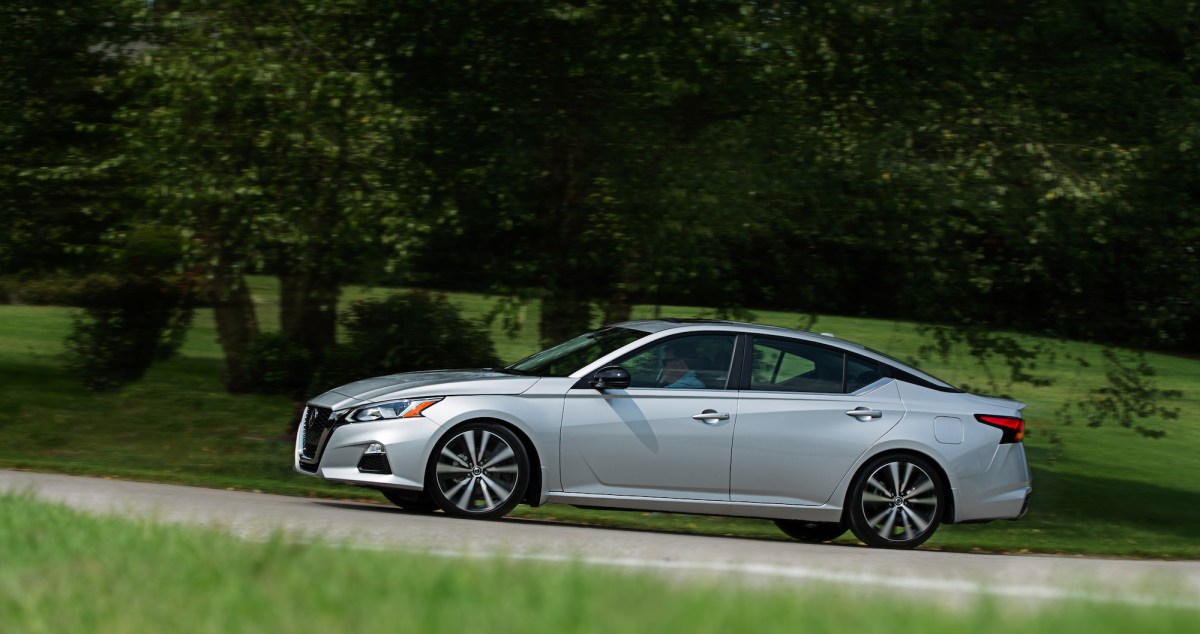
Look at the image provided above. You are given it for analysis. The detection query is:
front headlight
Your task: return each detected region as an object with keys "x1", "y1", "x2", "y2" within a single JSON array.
[{"x1": 347, "y1": 398, "x2": 443, "y2": 422}]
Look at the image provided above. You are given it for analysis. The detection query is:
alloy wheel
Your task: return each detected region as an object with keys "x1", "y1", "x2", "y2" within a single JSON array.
[
  {"x1": 848, "y1": 455, "x2": 943, "y2": 549},
  {"x1": 430, "y1": 423, "x2": 528, "y2": 519}
]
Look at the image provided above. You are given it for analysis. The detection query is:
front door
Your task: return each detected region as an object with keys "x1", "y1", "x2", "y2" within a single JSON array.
[{"x1": 559, "y1": 333, "x2": 739, "y2": 500}]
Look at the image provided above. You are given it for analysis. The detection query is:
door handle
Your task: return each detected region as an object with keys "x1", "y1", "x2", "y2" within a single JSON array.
[
  {"x1": 692, "y1": 409, "x2": 730, "y2": 424},
  {"x1": 845, "y1": 408, "x2": 883, "y2": 420}
]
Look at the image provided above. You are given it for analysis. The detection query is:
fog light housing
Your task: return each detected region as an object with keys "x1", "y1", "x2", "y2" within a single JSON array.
[{"x1": 357, "y1": 442, "x2": 391, "y2": 474}]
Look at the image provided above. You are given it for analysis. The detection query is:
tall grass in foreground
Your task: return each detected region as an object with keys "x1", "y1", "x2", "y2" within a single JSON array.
[{"x1": 0, "y1": 494, "x2": 1194, "y2": 634}]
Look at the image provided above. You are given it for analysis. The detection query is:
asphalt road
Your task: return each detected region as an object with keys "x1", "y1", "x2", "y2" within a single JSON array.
[{"x1": 3, "y1": 469, "x2": 1198, "y2": 611}]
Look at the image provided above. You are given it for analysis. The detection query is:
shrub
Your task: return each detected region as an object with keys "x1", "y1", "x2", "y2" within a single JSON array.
[
  {"x1": 310, "y1": 291, "x2": 501, "y2": 393},
  {"x1": 64, "y1": 226, "x2": 193, "y2": 391},
  {"x1": 0, "y1": 272, "x2": 91, "y2": 305},
  {"x1": 241, "y1": 333, "x2": 314, "y2": 399}
]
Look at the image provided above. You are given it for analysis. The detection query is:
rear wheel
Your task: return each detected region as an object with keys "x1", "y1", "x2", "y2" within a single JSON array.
[
  {"x1": 847, "y1": 454, "x2": 944, "y2": 549},
  {"x1": 427, "y1": 422, "x2": 529, "y2": 519},
  {"x1": 774, "y1": 520, "x2": 846, "y2": 543}
]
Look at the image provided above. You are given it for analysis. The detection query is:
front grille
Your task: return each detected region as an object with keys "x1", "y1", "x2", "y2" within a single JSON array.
[{"x1": 297, "y1": 405, "x2": 339, "y2": 470}]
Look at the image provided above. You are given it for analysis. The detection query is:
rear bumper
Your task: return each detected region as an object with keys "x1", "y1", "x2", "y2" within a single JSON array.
[{"x1": 951, "y1": 443, "x2": 1032, "y2": 523}]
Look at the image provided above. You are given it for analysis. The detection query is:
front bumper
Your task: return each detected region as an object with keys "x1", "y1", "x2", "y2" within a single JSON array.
[{"x1": 292, "y1": 409, "x2": 440, "y2": 493}]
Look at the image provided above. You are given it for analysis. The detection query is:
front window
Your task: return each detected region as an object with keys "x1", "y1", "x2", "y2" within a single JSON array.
[
  {"x1": 504, "y1": 327, "x2": 648, "y2": 377},
  {"x1": 615, "y1": 334, "x2": 737, "y2": 389}
]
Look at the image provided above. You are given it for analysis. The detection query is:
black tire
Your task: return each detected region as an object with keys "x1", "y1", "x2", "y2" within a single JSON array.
[
  {"x1": 426, "y1": 421, "x2": 529, "y2": 519},
  {"x1": 846, "y1": 453, "x2": 944, "y2": 549},
  {"x1": 379, "y1": 489, "x2": 439, "y2": 513},
  {"x1": 774, "y1": 520, "x2": 847, "y2": 543}
]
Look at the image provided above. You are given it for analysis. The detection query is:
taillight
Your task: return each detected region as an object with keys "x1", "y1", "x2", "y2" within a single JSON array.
[{"x1": 975, "y1": 414, "x2": 1025, "y2": 443}]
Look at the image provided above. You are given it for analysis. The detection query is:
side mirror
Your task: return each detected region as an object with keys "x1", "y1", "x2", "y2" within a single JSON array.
[{"x1": 589, "y1": 366, "x2": 631, "y2": 390}]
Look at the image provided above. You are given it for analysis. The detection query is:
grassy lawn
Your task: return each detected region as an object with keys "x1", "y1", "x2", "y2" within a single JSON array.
[
  {"x1": 1, "y1": 278, "x2": 1197, "y2": 558},
  {"x1": 3, "y1": 493, "x2": 1195, "y2": 633}
]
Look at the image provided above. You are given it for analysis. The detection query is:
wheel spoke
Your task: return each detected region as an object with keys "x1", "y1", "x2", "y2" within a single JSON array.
[
  {"x1": 907, "y1": 495, "x2": 937, "y2": 507},
  {"x1": 861, "y1": 491, "x2": 892, "y2": 504},
  {"x1": 487, "y1": 465, "x2": 520, "y2": 474},
  {"x1": 898, "y1": 508, "x2": 915, "y2": 539},
  {"x1": 481, "y1": 474, "x2": 513, "y2": 503},
  {"x1": 477, "y1": 430, "x2": 492, "y2": 462},
  {"x1": 442, "y1": 476, "x2": 470, "y2": 499},
  {"x1": 903, "y1": 506, "x2": 931, "y2": 533},
  {"x1": 479, "y1": 477, "x2": 495, "y2": 509},
  {"x1": 463, "y1": 431, "x2": 479, "y2": 465},
  {"x1": 887, "y1": 462, "x2": 901, "y2": 494},
  {"x1": 867, "y1": 507, "x2": 893, "y2": 526},
  {"x1": 481, "y1": 445, "x2": 514, "y2": 469},
  {"x1": 440, "y1": 447, "x2": 469, "y2": 468},
  {"x1": 877, "y1": 508, "x2": 898, "y2": 538},
  {"x1": 456, "y1": 478, "x2": 476, "y2": 509},
  {"x1": 436, "y1": 463, "x2": 470, "y2": 474},
  {"x1": 866, "y1": 476, "x2": 893, "y2": 497},
  {"x1": 904, "y1": 479, "x2": 935, "y2": 499}
]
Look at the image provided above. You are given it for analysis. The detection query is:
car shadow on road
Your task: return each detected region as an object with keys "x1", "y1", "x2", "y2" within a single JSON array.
[{"x1": 309, "y1": 498, "x2": 870, "y2": 548}]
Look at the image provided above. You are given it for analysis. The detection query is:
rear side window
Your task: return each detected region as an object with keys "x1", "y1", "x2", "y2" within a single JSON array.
[
  {"x1": 750, "y1": 338, "x2": 844, "y2": 393},
  {"x1": 845, "y1": 356, "x2": 883, "y2": 392},
  {"x1": 749, "y1": 337, "x2": 885, "y2": 394}
]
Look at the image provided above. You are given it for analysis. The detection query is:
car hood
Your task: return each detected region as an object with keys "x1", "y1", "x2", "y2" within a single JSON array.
[{"x1": 312, "y1": 369, "x2": 539, "y2": 410}]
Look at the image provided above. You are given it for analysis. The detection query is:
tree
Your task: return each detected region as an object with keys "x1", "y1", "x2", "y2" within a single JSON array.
[
  {"x1": 350, "y1": 1, "x2": 778, "y2": 346},
  {"x1": 0, "y1": 0, "x2": 145, "y2": 276},
  {"x1": 118, "y1": 1, "x2": 416, "y2": 388}
]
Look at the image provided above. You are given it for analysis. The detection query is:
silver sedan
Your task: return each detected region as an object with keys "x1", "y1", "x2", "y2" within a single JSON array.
[{"x1": 294, "y1": 319, "x2": 1032, "y2": 549}]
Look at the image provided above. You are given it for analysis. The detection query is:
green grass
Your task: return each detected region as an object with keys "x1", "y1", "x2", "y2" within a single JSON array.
[
  {"x1": 1, "y1": 493, "x2": 1195, "y2": 633},
  {"x1": 1, "y1": 279, "x2": 1198, "y2": 557}
]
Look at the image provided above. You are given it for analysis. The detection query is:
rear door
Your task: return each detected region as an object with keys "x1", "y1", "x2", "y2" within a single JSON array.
[{"x1": 729, "y1": 336, "x2": 905, "y2": 506}]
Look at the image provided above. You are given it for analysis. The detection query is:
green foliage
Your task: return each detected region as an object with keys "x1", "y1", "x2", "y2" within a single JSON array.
[
  {"x1": 64, "y1": 227, "x2": 193, "y2": 391},
  {"x1": 7, "y1": 0, "x2": 1200, "y2": 406},
  {"x1": 0, "y1": 0, "x2": 146, "y2": 275},
  {"x1": 1059, "y1": 350, "x2": 1183, "y2": 439},
  {"x1": 0, "y1": 273, "x2": 91, "y2": 305},
  {"x1": 313, "y1": 292, "x2": 501, "y2": 392},
  {"x1": 240, "y1": 333, "x2": 313, "y2": 400}
]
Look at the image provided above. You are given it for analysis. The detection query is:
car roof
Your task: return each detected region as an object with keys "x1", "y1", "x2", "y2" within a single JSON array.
[{"x1": 612, "y1": 318, "x2": 856, "y2": 345}]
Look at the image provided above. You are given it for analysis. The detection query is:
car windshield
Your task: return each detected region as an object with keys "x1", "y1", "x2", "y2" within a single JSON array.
[{"x1": 504, "y1": 327, "x2": 649, "y2": 377}]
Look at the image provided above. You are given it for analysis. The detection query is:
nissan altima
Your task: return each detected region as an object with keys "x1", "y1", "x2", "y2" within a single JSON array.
[{"x1": 294, "y1": 319, "x2": 1031, "y2": 549}]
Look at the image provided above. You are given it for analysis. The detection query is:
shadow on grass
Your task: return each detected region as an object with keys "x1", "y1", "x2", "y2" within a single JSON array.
[{"x1": 1026, "y1": 465, "x2": 1200, "y2": 541}]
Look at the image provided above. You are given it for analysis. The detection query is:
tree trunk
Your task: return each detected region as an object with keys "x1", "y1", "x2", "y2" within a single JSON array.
[
  {"x1": 210, "y1": 266, "x2": 258, "y2": 392},
  {"x1": 279, "y1": 269, "x2": 339, "y2": 361}
]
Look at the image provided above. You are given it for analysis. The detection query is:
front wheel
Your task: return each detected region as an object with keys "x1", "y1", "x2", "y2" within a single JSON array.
[
  {"x1": 774, "y1": 520, "x2": 847, "y2": 543},
  {"x1": 427, "y1": 422, "x2": 529, "y2": 519},
  {"x1": 846, "y1": 454, "x2": 944, "y2": 549}
]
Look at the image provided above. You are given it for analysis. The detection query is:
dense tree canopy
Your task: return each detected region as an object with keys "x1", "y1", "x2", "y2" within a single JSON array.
[
  {"x1": 0, "y1": 0, "x2": 144, "y2": 274},
  {"x1": 3, "y1": 0, "x2": 1198, "y2": 386}
]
